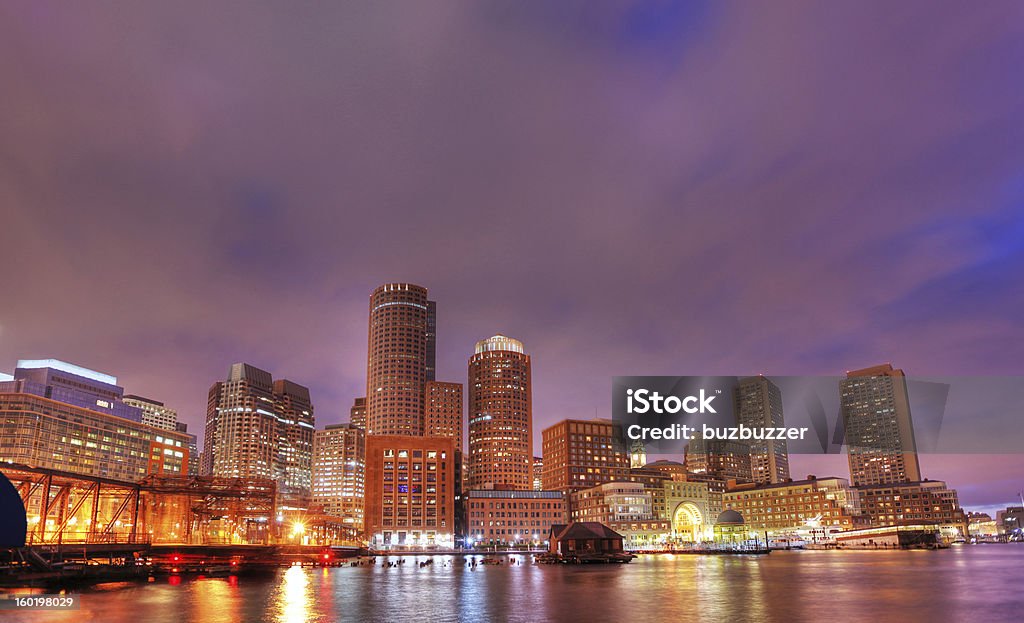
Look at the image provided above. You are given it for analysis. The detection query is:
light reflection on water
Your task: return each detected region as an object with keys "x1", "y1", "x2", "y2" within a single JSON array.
[{"x1": 9, "y1": 547, "x2": 1024, "y2": 623}]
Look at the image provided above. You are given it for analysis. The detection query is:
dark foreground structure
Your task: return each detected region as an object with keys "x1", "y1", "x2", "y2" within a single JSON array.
[{"x1": 541, "y1": 522, "x2": 635, "y2": 564}]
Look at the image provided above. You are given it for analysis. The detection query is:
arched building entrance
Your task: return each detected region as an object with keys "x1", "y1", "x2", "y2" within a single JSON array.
[{"x1": 672, "y1": 502, "x2": 704, "y2": 542}]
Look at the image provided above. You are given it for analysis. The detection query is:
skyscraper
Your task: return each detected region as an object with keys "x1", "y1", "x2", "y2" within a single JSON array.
[
  {"x1": 350, "y1": 397, "x2": 367, "y2": 429},
  {"x1": 312, "y1": 423, "x2": 366, "y2": 531},
  {"x1": 425, "y1": 300, "x2": 437, "y2": 382},
  {"x1": 424, "y1": 381, "x2": 464, "y2": 452},
  {"x1": 201, "y1": 363, "x2": 315, "y2": 506},
  {"x1": 840, "y1": 364, "x2": 922, "y2": 486},
  {"x1": 366, "y1": 283, "x2": 431, "y2": 436},
  {"x1": 467, "y1": 335, "x2": 532, "y2": 490},
  {"x1": 734, "y1": 376, "x2": 790, "y2": 484},
  {"x1": 273, "y1": 379, "x2": 315, "y2": 507}
]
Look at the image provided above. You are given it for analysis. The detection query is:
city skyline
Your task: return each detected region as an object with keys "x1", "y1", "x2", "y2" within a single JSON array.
[
  {"x1": 2, "y1": 1, "x2": 1023, "y2": 516},
  {"x1": 1, "y1": 290, "x2": 1021, "y2": 517}
]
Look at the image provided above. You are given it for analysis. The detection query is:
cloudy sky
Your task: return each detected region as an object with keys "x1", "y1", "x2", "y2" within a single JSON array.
[{"x1": 2, "y1": 1, "x2": 1022, "y2": 513}]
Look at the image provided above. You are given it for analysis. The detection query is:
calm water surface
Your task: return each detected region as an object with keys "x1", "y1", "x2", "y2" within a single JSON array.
[{"x1": 9, "y1": 546, "x2": 1024, "y2": 623}]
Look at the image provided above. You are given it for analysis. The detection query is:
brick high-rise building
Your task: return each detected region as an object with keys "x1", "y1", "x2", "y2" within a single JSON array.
[
  {"x1": 201, "y1": 363, "x2": 315, "y2": 507},
  {"x1": 541, "y1": 419, "x2": 630, "y2": 494},
  {"x1": 366, "y1": 283, "x2": 433, "y2": 436},
  {"x1": 467, "y1": 335, "x2": 532, "y2": 490},
  {"x1": 312, "y1": 423, "x2": 366, "y2": 531},
  {"x1": 424, "y1": 381, "x2": 464, "y2": 452},
  {"x1": 364, "y1": 435, "x2": 457, "y2": 549},
  {"x1": 841, "y1": 364, "x2": 921, "y2": 486},
  {"x1": 734, "y1": 376, "x2": 790, "y2": 484}
]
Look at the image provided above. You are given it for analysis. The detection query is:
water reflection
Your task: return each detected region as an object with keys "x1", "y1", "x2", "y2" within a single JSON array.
[
  {"x1": 190, "y1": 575, "x2": 241, "y2": 623},
  {"x1": 10, "y1": 548, "x2": 1024, "y2": 623},
  {"x1": 277, "y1": 565, "x2": 311, "y2": 623}
]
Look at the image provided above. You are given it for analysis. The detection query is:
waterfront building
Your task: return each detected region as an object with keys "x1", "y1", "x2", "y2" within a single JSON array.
[
  {"x1": 855, "y1": 480, "x2": 966, "y2": 536},
  {"x1": 201, "y1": 363, "x2": 315, "y2": 508},
  {"x1": 0, "y1": 360, "x2": 189, "y2": 481},
  {"x1": 841, "y1": 364, "x2": 922, "y2": 486},
  {"x1": 123, "y1": 395, "x2": 178, "y2": 431},
  {"x1": 467, "y1": 335, "x2": 532, "y2": 490},
  {"x1": 997, "y1": 507, "x2": 1024, "y2": 535},
  {"x1": 734, "y1": 376, "x2": 790, "y2": 484},
  {"x1": 364, "y1": 434, "x2": 457, "y2": 549},
  {"x1": 366, "y1": 283, "x2": 432, "y2": 436},
  {"x1": 723, "y1": 475, "x2": 860, "y2": 534},
  {"x1": 571, "y1": 479, "x2": 720, "y2": 547},
  {"x1": 312, "y1": 423, "x2": 366, "y2": 531},
  {"x1": 465, "y1": 489, "x2": 564, "y2": 547},
  {"x1": 967, "y1": 512, "x2": 998, "y2": 538},
  {"x1": 663, "y1": 479, "x2": 722, "y2": 542},
  {"x1": 713, "y1": 509, "x2": 749, "y2": 543},
  {"x1": 571, "y1": 482, "x2": 653, "y2": 524},
  {"x1": 424, "y1": 381, "x2": 464, "y2": 452},
  {"x1": 547, "y1": 522, "x2": 626, "y2": 556},
  {"x1": 541, "y1": 419, "x2": 630, "y2": 495}
]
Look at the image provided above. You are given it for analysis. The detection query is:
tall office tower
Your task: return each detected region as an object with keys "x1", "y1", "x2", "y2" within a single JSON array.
[
  {"x1": 201, "y1": 364, "x2": 316, "y2": 505},
  {"x1": 274, "y1": 380, "x2": 316, "y2": 507},
  {"x1": 202, "y1": 363, "x2": 276, "y2": 479},
  {"x1": 734, "y1": 376, "x2": 790, "y2": 484},
  {"x1": 541, "y1": 419, "x2": 630, "y2": 494},
  {"x1": 841, "y1": 364, "x2": 922, "y2": 486},
  {"x1": 312, "y1": 423, "x2": 366, "y2": 531},
  {"x1": 467, "y1": 335, "x2": 532, "y2": 490},
  {"x1": 350, "y1": 397, "x2": 367, "y2": 429},
  {"x1": 425, "y1": 300, "x2": 437, "y2": 382},
  {"x1": 424, "y1": 381, "x2": 464, "y2": 452},
  {"x1": 533, "y1": 457, "x2": 544, "y2": 491},
  {"x1": 0, "y1": 359, "x2": 189, "y2": 480},
  {"x1": 124, "y1": 395, "x2": 178, "y2": 431},
  {"x1": 366, "y1": 283, "x2": 430, "y2": 436}
]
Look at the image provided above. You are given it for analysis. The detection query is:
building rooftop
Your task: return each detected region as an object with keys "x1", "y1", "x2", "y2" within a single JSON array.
[
  {"x1": 726, "y1": 475, "x2": 849, "y2": 492},
  {"x1": 16, "y1": 359, "x2": 117, "y2": 385},
  {"x1": 550, "y1": 522, "x2": 625, "y2": 541},
  {"x1": 474, "y1": 334, "x2": 525, "y2": 354},
  {"x1": 717, "y1": 509, "x2": 745, "y2": 525}
]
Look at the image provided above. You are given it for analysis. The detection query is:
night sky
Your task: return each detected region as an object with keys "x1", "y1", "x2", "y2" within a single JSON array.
[{"x1": 2, "y1": 2, "x2": 1023, "y2": 513}]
